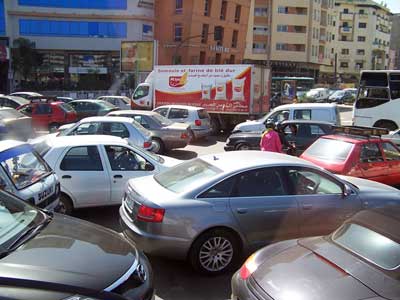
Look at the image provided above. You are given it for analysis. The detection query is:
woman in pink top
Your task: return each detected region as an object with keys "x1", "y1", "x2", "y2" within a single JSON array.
[{"x1": 260, "y1": 121, "x2": 282, "y2": 153}]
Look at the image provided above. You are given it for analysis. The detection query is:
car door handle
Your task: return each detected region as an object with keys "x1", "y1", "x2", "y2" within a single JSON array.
[
  {"x1": 236, "y1": 208, "x2": 248, "y2": 214},
  {"x1": 62, "y1": 175, "x2": 71, "y2": 179},
  {"x1": 114, "y1": 175, "x2": 123, "y2": 179},
  {"x1": 302, "y1": 204, "x2": 313, "y2": 210}
]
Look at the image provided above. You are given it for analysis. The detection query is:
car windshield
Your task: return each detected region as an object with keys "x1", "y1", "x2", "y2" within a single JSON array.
[
  {"x1": 152, "y1": 113, "x2": 173, "y2": 126},
  {"x1": 0, "y1": 145, "x2": 51, "y2": 190},
  {"x1": 333, "y1": 223, "x2": 400, "y2": 270},
  {"x1": 332, "y1": 91, "x2": 345, "y2": 97},
  {"x1": 31, "y1": 141, "x2": 51, "y2": 157},
  {"x1": 98, "y1": 101, "x2": 117, "y2": 109},
  {"x1": 59, "y1": 103, "x2": 74, "y2": 112},
  {"x1": 154, "y1": 159, "x2": 222, "y2": 193},
  {"x1": 303, "y1": 138, "x2": 354, "y2": 162},
  {"x1": 0, "y1": 190, "x2": 43, "y2": 249}
]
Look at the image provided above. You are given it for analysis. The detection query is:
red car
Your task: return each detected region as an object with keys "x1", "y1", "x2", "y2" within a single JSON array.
[
  {"x1": 17, "y1": 98, "x2": 77, "y2": 131},
  {"x1": 301, "y1": 127, "x2": 400, "y2": 186}
]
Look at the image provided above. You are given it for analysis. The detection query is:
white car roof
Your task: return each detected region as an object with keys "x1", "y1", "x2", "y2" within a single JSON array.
[
  {"x1": 0, "y1": 140, "x2": 27, "y2": 152},
  {"x1": 78, "y1": 116, "x2": 134, "y2": 124},
  {"x1": 98, "y1": 96, "x2": 129, "y2": 99},
  {"x1": 155, "y1": 104, "x2": 204, "y2": 111},
  {"x1": 200, "y1": 151, "x2": 315, "y2": 173},
  {"x1": 45, "y1": 135, "x2": 128, "y2": 149},
  {"x1": 274, "y1": 103, "x2": 337, "y2": 110},
  {"x1": 10, "y1": 92, "x2": 42, "y2": 96}
]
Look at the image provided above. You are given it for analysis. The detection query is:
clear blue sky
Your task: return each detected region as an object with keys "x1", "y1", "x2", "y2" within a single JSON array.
[{"x1": 384, "y1": 0, "x2": 400, "y2": 13}]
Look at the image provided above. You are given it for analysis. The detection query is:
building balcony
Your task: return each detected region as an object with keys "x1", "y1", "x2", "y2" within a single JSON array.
[
  {"x1": 358, "y1": 13, "x2": 368, "y2": 19},
  {"x1": 340, "y1": 26, "x2": 353, "y2": 34},
  {"x1": 252, "y1": 48, "x2": 267, "y2": 54},
  {"x1": 340, "y1": 13, "x2": 354, "y2": 21}
]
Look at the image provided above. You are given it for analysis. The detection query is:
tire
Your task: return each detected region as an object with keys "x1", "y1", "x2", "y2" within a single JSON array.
[
  {"x1": 189, "y1": 229, "x2": 241, "y2": 275},
  {"x1": 48, "y1": 123, "x2": 60, "y2": 133},
  {"x1": 236, "y1": 143, "x2": 251, "y2": 151},
  {"x1": 151, "y1": 138, "x2": 165, "y2": 154},
  {"x1": 58, "y1": 193, "x2": 73, "y2": 215},
  {"x1": 374, "y1": 120, "x2": 398, "y2": 131}
]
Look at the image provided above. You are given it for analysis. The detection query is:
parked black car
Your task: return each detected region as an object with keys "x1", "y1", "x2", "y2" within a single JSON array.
[
  {"x1": 225, "y1": 120, "x2": 334, "y2": 156},
  {"x1": 0, "y1": 190, "x2": 154, "y2": 300},
  {"x1": 69, "y1": 99, "x2": 119, "y2": 120}
]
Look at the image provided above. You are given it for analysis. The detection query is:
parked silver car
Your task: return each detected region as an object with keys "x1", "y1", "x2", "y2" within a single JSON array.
[
  {"x1": 120, "y1": 151, "x2": 400, "y2": 274},
  {"x1": 97, "y1": 96, "x2": 131, "y2": 110},
  {"x1": 60, "y1": 116, "x2": 153, "y2": 150},
  {"x1": 153, "y1": 105, "x2": 212, "y2": 140},
  {"x1": 108, "y1": 110, "x2": 190, "y2": 154}
]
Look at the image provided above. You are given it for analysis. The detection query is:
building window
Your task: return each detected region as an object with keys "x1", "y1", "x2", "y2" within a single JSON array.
[
  {"x1": 199, "y1": 51, "x2": 206, "y2": 64},
  {"x1": 278, "y1": 6, "x2": 287, "y2": 14},
  {"x1": 255, "y1": 7, "x2": 268, "y2": 16},
  {"x1": 214, "y1": 26, "x2": 224, "y2": 43},
  {"x1": 340, "y1": 62, "x2": 349, "y2": 68},
  {"x1": 277, "y1": 25, "x2": 288, "y2": 32},
  {"x1": 215, "y1": 53, "x2": 221, "y2": 64},
  {"x1": 341, "y1": 49, "x2": 349, "y2": 55},
  {"x1": 204, "y1": 0, "x2": 212, "y2": 16},
  {"x1": 358, "y1": 22, "x2": 367, "y2": 28},
  {"x1": 359, "y1": 9, "x2": 365, "y2": 14},
  {"x1": 220, "y1": 1, "x2": 227, "y2": 20},
  {"x1": 229, "y1": 55, "x2": 235, "y2": 64},
  {"x1": 341, "y1": 36, "x2": 347, "y2": 41},
  {"x1": 276, "y1": 43, "x2": 305, "y2": 52},
  {"x1": 358, "y1": 36, "x2": 366, "y2": 42},
  {"x1": 252, "y1": 42, "x2": 267, "y2": 53},
  {"x1": 19, "y1": 19, "x2": 127, "y2": 38},
  {"x1": 231, "y1": 30, "x2": 238, "y2": 48},
  {"x1": 357, "y1": 49, "x2": 365, "y2": 55},
  {"x1": 174, "y1": 23, "x2": 183, "y2": 41},
  {"x1": 201, "y1": 24, "x2": 209, "y2": 44},
  {"x1": 173, "y1": 55, "x2": 182, "y2": 64},
  {"x1": 234, "y1": 5, "x2": 241, "y2": 23},
  {"x1": 18, "y1": 0, "x2": 128, "y2": 9},
  {"x1": 343, "y1": 8, "x2": 349, "y2": 14},
  {"x1": 355, "y1": 62, "x2": 364, "y2": 69},
  {"x1": 175, "y1": 0, "x2": 183, "y2": 14}
]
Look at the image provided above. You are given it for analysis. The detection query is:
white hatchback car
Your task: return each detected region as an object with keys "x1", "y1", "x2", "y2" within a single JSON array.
[
  {"x1": 60, "y1": 116, "x2": 154, "y2": 151},
  {"x1": 37, "y1": 135, "x2": 179, "y2": 214}
]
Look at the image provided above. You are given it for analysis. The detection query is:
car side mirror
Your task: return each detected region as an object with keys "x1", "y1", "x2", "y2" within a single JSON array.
[
  {"x1": 144, "y1": 162, "x2": 154, "y2": 171},
  {"x1": 342, "y1": 185, "x2": 352, "y2": 198}
]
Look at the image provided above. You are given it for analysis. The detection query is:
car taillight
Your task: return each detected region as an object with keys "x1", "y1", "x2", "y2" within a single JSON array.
[
  {"x1": 181, "y1": 132, "x2": 188, "y2": 139},
  {"x1": 239, "y1": 253, "x2": 258, "y2": 280},
  {"x1": 143, "y1": 141, "x2": 152, "y2": 148},
  {"x1": 137, "y1": 204, "x2": 165, "y2": 223},
  {"x1": 195, "y1": 119, "x2": 202, "y2": 126}
]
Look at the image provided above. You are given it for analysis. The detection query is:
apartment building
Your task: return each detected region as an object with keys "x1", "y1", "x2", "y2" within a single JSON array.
[
  {"x1": 155, "y1": 0, "x2": 250, "y2": 65},
  {"x1": 244, "y1": 0, "x2": 336, "y2": 79},
  {"x1": 333, "y1": 0, "x2": 392, "y2": 80},
  {"x1": 3, "y1": 0, "x2": 155, "y2": 91},
  {"x1": 389, "y1": 13, "x2": 400, "y2": 70}
]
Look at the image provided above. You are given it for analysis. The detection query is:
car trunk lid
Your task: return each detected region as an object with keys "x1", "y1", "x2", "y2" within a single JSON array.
[{"x1": 253, "y1": 238, "x2": 378, "y2": 300}]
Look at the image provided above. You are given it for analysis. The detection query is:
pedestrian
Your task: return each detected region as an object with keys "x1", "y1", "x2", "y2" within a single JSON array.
[
  {"x1": 260, "y1": 121, "x2": 282, "y2": 153},
  {"x1": 276, "y1": 122, "x2": 295, "y2": 155},
  {"x1": 293, "y1": 96, "x2": 298, "y2": 104}
]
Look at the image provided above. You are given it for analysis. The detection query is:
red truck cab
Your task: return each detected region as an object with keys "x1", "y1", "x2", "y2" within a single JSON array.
[
  {"x1": 17, "y1": 97, "x2": 77, "y2": 132},
  {"x1": 301, "y1": 127, "x2": 400, "y2": 186}
]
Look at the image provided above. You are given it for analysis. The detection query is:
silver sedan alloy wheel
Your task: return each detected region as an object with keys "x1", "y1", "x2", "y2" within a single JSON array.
[{"x1": 199, "y1": 236, "x2": 234, "y2": 272}]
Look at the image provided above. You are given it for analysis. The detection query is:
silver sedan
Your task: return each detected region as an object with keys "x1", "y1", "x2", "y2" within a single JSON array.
[{"x1": 119, "y1": 151, "x2": 400, "y2": 274}]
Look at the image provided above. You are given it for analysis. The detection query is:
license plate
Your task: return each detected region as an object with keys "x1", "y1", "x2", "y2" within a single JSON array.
[{"x1": 38, "y1": 186, "x2": 53, "y2": 202}]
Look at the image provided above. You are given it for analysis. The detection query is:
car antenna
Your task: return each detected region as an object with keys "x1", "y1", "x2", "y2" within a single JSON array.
[{"x1": 213, "y1": 155, "x2": 219, "y2": 161}]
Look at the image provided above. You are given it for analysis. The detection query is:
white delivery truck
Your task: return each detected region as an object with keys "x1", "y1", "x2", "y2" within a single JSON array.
[{"x1": 131, "y1": 64, "x2": 271, "y2": 132}]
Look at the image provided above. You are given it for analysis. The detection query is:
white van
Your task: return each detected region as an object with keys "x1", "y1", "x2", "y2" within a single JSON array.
[
  {"x1": 0, "y1": 140, "x2": 60, "y2": 211},
  {"x1": 306, "y1": 88, "x2": 330, "y2": 102},
  {"x1": 232, "y1": 103, "x2": 341, "y2": 133}
]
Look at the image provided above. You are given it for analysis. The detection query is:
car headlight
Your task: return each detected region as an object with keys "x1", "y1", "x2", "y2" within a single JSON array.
[{"x1": 226, "y1": 138, "x2": 230, "y2": 144}]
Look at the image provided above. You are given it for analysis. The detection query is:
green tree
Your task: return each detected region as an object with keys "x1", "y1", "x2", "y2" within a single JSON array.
[{"x1": 12, "y1": 38, "x2": 43, "y2": 82}]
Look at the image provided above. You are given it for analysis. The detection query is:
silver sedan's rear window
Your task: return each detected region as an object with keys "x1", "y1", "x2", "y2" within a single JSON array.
[
  {"x1": 333, "y1": 223, "x2": 400, "y2": 270},
  {"x1": 154, "y1": 159, "x2": 222, "y2": 193}
]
